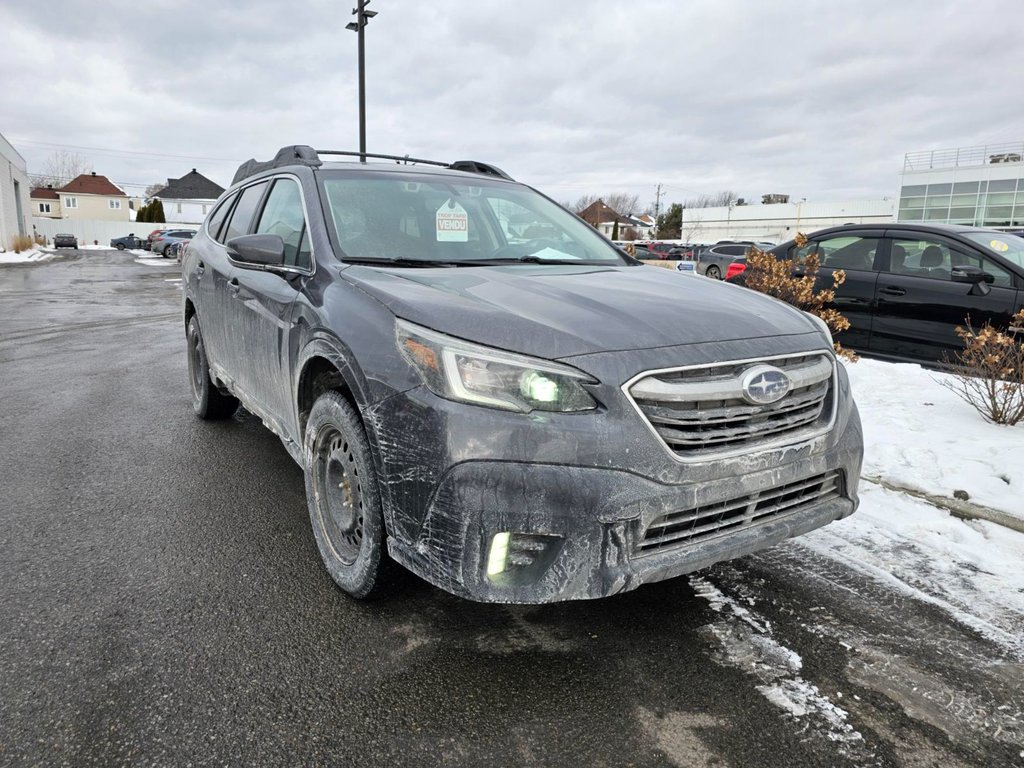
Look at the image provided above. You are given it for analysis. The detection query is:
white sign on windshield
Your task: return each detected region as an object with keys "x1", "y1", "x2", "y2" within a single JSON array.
[{"x1": 436, "y1": 200, "x2": 469, "y2": 242}]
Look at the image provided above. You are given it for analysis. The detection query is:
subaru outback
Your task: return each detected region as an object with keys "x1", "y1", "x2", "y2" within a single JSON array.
[{"x1": 182, "y1": 145, "x2": 863, "y2": 603}]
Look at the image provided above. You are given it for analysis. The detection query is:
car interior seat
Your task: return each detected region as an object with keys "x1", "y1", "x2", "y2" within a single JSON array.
[{"x1": 919, "y1": 244, "x2": 949, "y2": 278}]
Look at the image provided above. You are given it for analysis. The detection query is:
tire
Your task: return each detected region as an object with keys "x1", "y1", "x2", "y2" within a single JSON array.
[
  {"x1": 116, "y1": 243, "x2": 125, "y2": 250},
  {"x1": 186, "y1": 316, "x2": 238, "y2": 419},
  {"x1": 304, "y1": 391, "x2": 392, "y2": 599},
  {"x1": 706, "y1": 265, "x2": 722, "y2": 280}
]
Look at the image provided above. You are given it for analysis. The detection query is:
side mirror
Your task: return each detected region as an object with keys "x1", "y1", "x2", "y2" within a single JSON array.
[
  {"x1": 950, "y1": 265, "x2": 988, "y2": 284},
  {"x1": 227, "y1": 234, "x2": 286, "y2": 269},
  {"x1": 951, "y1": 264, "x2": 993, "y2": 295}
]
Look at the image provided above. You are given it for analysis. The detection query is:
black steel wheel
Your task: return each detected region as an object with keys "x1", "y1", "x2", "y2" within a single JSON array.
[
  {"x1": 305, "y1": 391, "x2": 391, "y2": 598},
  {"x1": 186, "y1": 316, "x2": 238, "y2": 419}
]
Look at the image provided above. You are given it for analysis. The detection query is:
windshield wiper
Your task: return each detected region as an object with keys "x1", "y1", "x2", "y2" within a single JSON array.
[
  {"x1": 341, "y1": 257, "x2": 466, "y2": 268},
  {"x1": 468, "y1": 256, "x2": 618, "y2": 266}
]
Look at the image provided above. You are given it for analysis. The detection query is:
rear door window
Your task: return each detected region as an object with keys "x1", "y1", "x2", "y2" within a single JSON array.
[
  {"x1": 222, "y1": 182, "x2": 269, "y2": 243},
  {"x1": 796, "y1": 235, "x2": 880, "y2": 271},
  {"x1": 206, "y1": 195, "x2": 237, "y2": 241}
]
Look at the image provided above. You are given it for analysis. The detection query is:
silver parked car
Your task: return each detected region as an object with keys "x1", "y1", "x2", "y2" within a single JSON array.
[{"x1": 698, "y1": 241, "x2": 775, "y2": 279}]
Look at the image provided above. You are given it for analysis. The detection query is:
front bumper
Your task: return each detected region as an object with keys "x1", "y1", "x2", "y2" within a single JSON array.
[{"x1": 386, "y1": 403, "x2": 862, "y2": 603}]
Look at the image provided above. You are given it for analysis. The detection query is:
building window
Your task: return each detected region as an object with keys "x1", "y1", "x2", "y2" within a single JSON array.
[
  {"x1": 202, "y1": 204, "x2": 208, "y2": 214},
  {"x1": 108, "y1": 199, "x2": 122, "y2": 209},
  {"x1": 177, "y1": 203, "x2": 182, "y2": 213},
  {"x1": 38, "y1": 202, "x2": 51, "y2": 213},
  {"x1": 64, "y1": 197, "x2": 78, "y2": 209}
]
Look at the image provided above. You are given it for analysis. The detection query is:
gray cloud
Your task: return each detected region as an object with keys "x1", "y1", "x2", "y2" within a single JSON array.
[{"x1": 3, "y1": 0, "x2": 1022, "y2": 208}]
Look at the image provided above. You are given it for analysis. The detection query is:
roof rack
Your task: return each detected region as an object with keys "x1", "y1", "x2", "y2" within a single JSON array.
[{"x1": 231, "y1": 145, "x2": 513, "y2": 185}]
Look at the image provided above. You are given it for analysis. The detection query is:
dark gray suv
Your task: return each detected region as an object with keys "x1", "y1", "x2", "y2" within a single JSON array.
[{"x1": 182, "y1": 145, "x2": 863, "y2": 604}]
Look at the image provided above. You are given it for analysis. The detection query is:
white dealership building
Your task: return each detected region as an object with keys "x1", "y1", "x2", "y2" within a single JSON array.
[{"x1": 671, "y1": 141, "x2": 1024, "y2": 245}]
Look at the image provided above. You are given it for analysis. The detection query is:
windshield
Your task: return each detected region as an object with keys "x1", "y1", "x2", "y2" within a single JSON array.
[
  {"x1": 319, "y1": 172, "x2": 626, "y2": 265},
  {"x1": 961, "y1": 231, "x2": 1024, "y2": 268}
]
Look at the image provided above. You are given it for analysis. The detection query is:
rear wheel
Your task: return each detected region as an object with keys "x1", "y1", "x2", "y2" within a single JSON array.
[
  {"x1": 186, "y1": 316, "x2": 238, "y2": 419},
  {"x1": 706, "y1": 265, "x2": 722, "y2": 280},
  {"x1": 305, "y1": 391, "x2": 392, "y2": 599}
]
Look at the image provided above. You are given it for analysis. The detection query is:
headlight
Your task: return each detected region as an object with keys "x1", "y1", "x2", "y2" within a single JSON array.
[
  {"x1": 805, "y1": 311, "x2": 834, "y2": 347},
  {"x1": 396, "y1": 320, "x2": 598, "y2": 413}
]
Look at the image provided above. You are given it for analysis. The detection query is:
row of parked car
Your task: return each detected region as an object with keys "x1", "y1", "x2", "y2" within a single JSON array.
[
  {"x1": 109, "y1": 228, "x2": 196, "y2": 258},
  {"x1": 720, "y1": 223, "x2": 1024, "y2": 363},
  {"x1": 622, "y1": 226, "x2": 1024, "y2": 364}
]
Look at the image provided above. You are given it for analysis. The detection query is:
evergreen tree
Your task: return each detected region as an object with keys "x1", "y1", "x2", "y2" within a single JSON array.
[
  {"x1": 152, "y1": 199, "x2": 166, "y2": 223},
  {"x1": 611, "y1": 219, "x2": 619, "y2": 240}
]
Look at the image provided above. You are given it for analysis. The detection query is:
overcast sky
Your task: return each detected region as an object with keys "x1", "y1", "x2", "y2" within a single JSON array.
[{"x1": 3, "y1": 0, "x2": 1022, "y2": 210}]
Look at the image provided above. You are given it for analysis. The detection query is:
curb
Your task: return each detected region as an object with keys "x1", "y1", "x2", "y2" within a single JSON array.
[{"x1": 864, "y1": 475, "x2": 1024, "y2": 534}]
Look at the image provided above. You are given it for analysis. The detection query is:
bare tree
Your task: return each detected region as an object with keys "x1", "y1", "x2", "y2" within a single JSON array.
[
  {"x1": 144, "y1": 182, "x2": 167, "y2": 198},
  {"x1": 29, "y1": 151, "x2": 94, "y2": 189},
  {"x1": 683, "y1": 190, "x2": 740, "y2": 209},
  {"x1": 566, "y1": 192, "x2": 641, "y2": 216}
]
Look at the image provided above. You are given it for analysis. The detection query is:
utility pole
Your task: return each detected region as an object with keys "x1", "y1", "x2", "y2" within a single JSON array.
[
  {"x1": 346, "y1": 0, "x2": 378, "y2": 162},
  {"x1": 653, "y1": 183, "x2": 662, "y2": 237}
]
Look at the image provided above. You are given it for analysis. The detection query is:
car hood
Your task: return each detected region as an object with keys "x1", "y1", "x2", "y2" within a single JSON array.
[{"x1": 343, "y1": 263, "x2": 819, "y2": 359}]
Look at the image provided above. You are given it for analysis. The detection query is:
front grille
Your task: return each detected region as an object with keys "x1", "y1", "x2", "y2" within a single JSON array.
[
  {"x1": 637, "y1": 470, "x2": 843, "y2": 555},
  {"x1": 627, "y1": 353, "x2": 835, "y2": 460}
]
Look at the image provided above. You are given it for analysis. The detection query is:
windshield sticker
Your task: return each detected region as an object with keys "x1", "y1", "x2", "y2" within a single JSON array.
[
  {"x1": 436, "y1": 200, "x2": 469, "y2": 242},
  {"x1": 990, "y1": 239, "x2": 1010, "y2": 252}
]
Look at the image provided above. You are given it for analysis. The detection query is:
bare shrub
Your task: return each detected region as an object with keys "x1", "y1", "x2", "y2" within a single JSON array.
[
  {"x1": 941, "y1": 309, "x2": 1024, "y2": 425},
  {"x1": 10, "y1": 234, "x2": 34, "y2": 253},
  {"x1": 743, "y1": 232, "x2": 857, "y2": 361}
]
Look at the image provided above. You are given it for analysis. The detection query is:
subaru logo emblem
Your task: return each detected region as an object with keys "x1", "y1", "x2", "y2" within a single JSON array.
[{"x1": 740, "y1": 365, "x2": 791, "y2": 405}]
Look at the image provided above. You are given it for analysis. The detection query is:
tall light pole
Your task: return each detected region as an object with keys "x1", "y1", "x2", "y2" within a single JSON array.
[{"x1": 346, "y1": 0, "x2": 377, "y2": 162}]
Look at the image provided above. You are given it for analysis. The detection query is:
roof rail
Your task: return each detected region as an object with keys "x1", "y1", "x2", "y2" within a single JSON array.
[{"x1": 231, "y1": 145, "x2": 514, "y2": 185}]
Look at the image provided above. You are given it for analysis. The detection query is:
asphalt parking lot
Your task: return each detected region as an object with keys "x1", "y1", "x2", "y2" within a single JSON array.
[{"x1": 1, "y1": 249, "x2": 1021, "y2": 767}]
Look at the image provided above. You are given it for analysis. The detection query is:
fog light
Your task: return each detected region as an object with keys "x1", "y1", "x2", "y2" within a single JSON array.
[
  {"x1": 487, "y1": 532, "x2": 511, "y2": 576},
  {"x1": 485, "y1": 531, "x2": 563, "y2": 585}
]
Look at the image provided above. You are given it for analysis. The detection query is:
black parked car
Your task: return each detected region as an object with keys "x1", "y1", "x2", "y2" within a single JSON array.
[
  {"x1": 183, "y1": 145, "x2": 862, "y2": 604},
  {"x1": 110, "y1": 234, "x2": 143, "y2": 250},
  {"x1": 728, "y1": 224, "x2": 1024, "y2": 363},
  {"x1": 53, "y1": 233, "x2": 78, "y2": 249}
]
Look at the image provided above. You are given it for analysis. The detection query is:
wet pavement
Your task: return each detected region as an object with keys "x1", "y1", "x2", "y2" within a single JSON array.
[{"x1": 1, "y1": 249, "x2": 1021, "y2": 767}]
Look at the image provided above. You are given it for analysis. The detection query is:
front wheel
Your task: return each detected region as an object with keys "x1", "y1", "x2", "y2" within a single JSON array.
[
  {"x1": 305, "y1": 392, "x2": 392, "y2": 599},
  {"x1": 705, "y1": 265, "x2": 722, "y2": 280},
  {"x1": 116, "y1": 243, "x2": 125, "y2": 250},
  {"x1": 186, "y1": 316, "x2": 238, "y2": 419}
]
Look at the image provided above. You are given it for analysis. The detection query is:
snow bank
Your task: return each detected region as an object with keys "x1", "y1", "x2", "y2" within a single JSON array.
[
  {"x1": 803, "y1": 482, "x2": 1024, "y2": 655},
  {"x1": 0, "y1": 249, "x2": 55, "y2": 264},
  {"x1": 845, "y1": 358, "x2": 1023, "y2": 521}
]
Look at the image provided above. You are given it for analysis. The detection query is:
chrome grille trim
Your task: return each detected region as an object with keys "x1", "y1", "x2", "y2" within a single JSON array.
[
  {"x1": 637, "y1": 470, "x2": 844, "y2": 555},
  {"x1": 623, "y1": 351, "x2": 838, "y2": 463}
]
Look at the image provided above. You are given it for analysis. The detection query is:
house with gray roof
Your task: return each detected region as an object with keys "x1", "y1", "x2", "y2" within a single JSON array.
[{"x1": 152, "y1": 169, "x2": 225, "y2": 224}]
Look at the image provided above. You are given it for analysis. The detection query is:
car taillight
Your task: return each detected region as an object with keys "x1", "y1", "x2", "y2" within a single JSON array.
[{"x1": 726, "y1": 262, "x2": 747, "y2": 280}]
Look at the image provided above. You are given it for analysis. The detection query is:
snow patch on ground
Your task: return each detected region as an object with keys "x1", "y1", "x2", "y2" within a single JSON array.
[
  {"x1": 846, "y1": 358, "x2": 1023, "y2": 521},
  {"x1": 0, "y1": 249, "x2": 55, "y2": 264},
  {"x1": 690, "y1": 575, "x2": 865, "y2": 747},
  {"x1": 802, "y1": 482, "x2": 1024, "y2": 657}
]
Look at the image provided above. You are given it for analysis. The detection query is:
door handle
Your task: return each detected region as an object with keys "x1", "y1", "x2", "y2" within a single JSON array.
[
  {"x1": 880, "y1": 286, "x2": 906, "y2": 297},
  {"x1": 228, "y1": 277, "x2": 241, "y2": 295},
  {"x1": 196, "y1": 260, "x2": 205, "y2": 274}
]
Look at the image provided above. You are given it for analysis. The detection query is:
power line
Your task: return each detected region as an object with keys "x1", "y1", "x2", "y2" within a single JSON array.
[{"x1": 12, "y1": 138, "x2": 243, "y2": 164}]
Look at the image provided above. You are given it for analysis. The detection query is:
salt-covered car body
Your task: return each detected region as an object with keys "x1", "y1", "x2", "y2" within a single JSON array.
[{"x1": 181, "y1": 145, "x2": 863, "y2": 603}]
